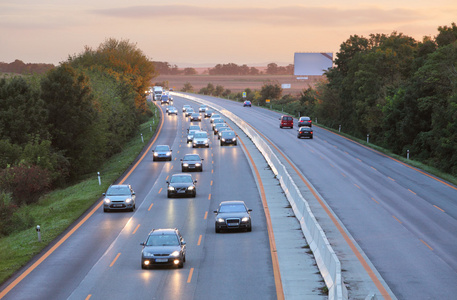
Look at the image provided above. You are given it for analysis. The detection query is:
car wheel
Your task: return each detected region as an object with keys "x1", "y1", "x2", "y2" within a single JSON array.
[
  {"x1": 220, "y1": 142, "x2": 223, "y2": 146},
  {"x1": 167, "y1": 193, "x2": 172, "y2": 198},
  {"x1": 200, "y1": 168, "x2": 203, "y2": 172},
  {"x1": 247, "y1": 225, "x2": 252, "y2": 232},
  {"x1": 103, "y1": 207, "x2": 108, "y2": 212},
  {"x1": 182, "y1": 168, "x2": 185, "y2": 172},
  {"x1": 178, "y1": 261, "x2": 184, "y2": 268},
  {"x1": 215, "y1": 225, "x2": 220, "y2": 233},
  {"x1": 183, "y1": 255, "x2": 186, "y2": 262},
  {"x1": 141, "y1": 263, "x2": 147, "y2": 269},
  {"x1": 280, "y1": 125, "x2": 283, "y2": 128},
  {"x1": 234, "y1": 142, "x2": 237, "y2": 146},
  {"x1": 153, "y1": 157, "x2": 156, "y2": 161},
  {"x1": 310, "y1": 136, "x2": 314, "y2": 139},
  {"x1": 169, "y1": 157, "x2": 172, "y2": 161}
]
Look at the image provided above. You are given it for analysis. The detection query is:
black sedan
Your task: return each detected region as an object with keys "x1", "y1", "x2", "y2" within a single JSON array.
[
  {"x1": 152, "y1": 145, "x2": 172, "y2": 161},
  {"x1": 220, "y1": 130, "x2": 238, "y2": 146},
  {"x1": 140, "y1": 228, "x2": 186, "y2": 269},
  {"x1": 181, "y1": 154, "x2": 204, "y2": 172},
  {"x1": 189, "y1": 113, "x2": 202, "y2": 122},
  {"x1": 297, "y1": 127, "x2": 313, "y2": 139},
  {"x1": 214, "y1": 201, "x2": 252, "y2": 233},
  {"x1": 166, "y1": 174, "x2": 197, "y2": 198}
]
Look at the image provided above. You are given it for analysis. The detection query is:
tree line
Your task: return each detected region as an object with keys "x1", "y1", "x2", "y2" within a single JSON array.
[
  {"x1": 0, "y1": 38, "x2": 156, "y2": 235},
  {"x1": 154, "y1": 61, "x2": 294, "y2": 76},
  {"x1": 0, "y1": 60, "x2": 54, "y2": 74}
]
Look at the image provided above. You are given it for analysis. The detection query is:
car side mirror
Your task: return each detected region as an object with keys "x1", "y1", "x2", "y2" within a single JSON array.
[
  {"x1": 201, "y1": 158, "x2": 204, "y2": 161},
  {"x1": 180, "y1": 159, "x2": 183, "y2": 161},
  {"x1": 140, "y1": 242, "x2": 145, "y2": 246},
  {"x1": 213, "y1": 210, "x2": 218, "y2": 213},
  {"x1": 151, "y1": 150, "x2": 154, "y2": 153},
  {"x1": 194, "y1": 180, "x2": 197, "y2": 184},
  {"x1": 181, "y1": 241, "x2": 186, "y2": 245},
  {"x1": 132, "y1": 192, "x2": 135, "y2": 195},
  {"x1": 166, "y1": 181, "x2": 169, "y2": 184},
  {"x1": 102, "y1": 193, "x2": 106, "y2": 196},
  {"x1": 248, "y1": 209, "x2": 253, "y2": 212}
]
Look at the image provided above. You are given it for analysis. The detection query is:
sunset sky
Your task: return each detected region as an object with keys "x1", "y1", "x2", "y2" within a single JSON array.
[{"x1": 1, "y1": 0, "x2": 456, "y2": 67}]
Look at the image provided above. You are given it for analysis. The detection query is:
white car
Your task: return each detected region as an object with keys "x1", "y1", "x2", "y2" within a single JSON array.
[
  {"x1": 192, "y1": 131, "x2": 210, "y2": 148},
  {"x1": 167, "y1": 106, "x2": 178, "y2": 115}
]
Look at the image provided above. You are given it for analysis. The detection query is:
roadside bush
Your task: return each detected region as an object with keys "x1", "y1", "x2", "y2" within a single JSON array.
[
  {"x1": 0, "y1": 192, "x2": 18, "y2": 236},
  {"x1": 0, "y1": 164, "x2": 51, "y2": 205}
]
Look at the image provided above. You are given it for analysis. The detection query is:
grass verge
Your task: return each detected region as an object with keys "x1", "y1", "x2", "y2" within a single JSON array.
[{"x1": 0, "y1": 108, "x2": 160, "y2": 284}]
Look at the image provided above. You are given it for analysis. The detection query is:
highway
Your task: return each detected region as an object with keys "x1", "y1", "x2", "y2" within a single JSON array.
[
  {"x1": 192, "y1": 94, "x2": 457, "y2": 299},
  {"x1": 2, "y1": 92, "x2": 457, "y2": 300},
  {"x1": 0, "y1": 96, "x2": 278, "y2": 300}
]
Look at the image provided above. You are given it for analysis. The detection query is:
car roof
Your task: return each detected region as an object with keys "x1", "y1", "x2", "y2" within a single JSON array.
[
  {"x1": 172, "y1": 173, "x2": 193, "y2": 177},
  {"x1": 183, "y1": 153, "x2": 201, "y2": 158},
  {"x1": 148, "y1": 228, "x2": 179, "y2": 235},
  {"x1": 220, "y1": 200, "x2": 246, "y2": 205}
]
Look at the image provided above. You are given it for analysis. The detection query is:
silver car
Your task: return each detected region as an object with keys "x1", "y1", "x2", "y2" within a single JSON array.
[
  {"x1": 167, "y1": 106, "x2": 178, "y2": 115},
  {"x1": 103, "y1": 184, "x2": 136, "y2": 212},
  {"x1": 192, "y1": 131, "x2": 209, "y2": 148}
]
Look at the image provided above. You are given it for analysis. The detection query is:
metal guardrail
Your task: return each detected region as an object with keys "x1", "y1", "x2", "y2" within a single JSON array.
[{"x1": 173, "y1": 92, "x2": 348, "y2": 300}]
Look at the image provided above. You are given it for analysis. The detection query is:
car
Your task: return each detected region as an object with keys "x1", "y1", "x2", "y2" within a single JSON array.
[
  {"x1": 214, "y1": 201, "x2": 252, "y2": 233},
  {"x1": 192, "y1": 131, "x2": 210, "y2": 148},
  {"x1": 213, "y1": 123, "x2": 229, "y2": 135},
  {"x1": 181, "y1": 153, "x2": 204, "y2": 172},
  {"x1": 187, "y1": 125, "x2": 201, "y2": 133},
  {"x1": 210, "y1": 114, "x2": 221, "y2": 123},
  {"x1": 167, "y1": 106, "x2": 178, "y2": 115},
  {"x1": 204, "y1": 110, "x2": 213, "y2": 118},
  {"x1": 187, "y1": 130, "x2": 198, "y2": 143},
  {"x1": 189, "y1": 113, "x2": 202, "y2": 122},
  {"x1": 161, "y1": 94, "x2": 170, "y2": 105},
  {"x1": 140, "y1": 228, "x2": 186, "y2": 269},
  {"x1": 152, "y1": 145, "x2": 172, "y2": 161},
  {"x1": 279, "y1": 115, "x2": 294, "y2": 128},
  {"x1": 297, "y1": 127, "x2": 313, "y2": 139},
  {"x1": 182, "y1": 105, "x2": 191, "y2": 112},
  {"x1": 166, "y1": 173, "x2": 197, "y2": 198},
  {"x1": 220, "y1": 130, "x2": 238, "y2": 146},
  {"x1": 211, "y1": 118, "x2": 225, "y2": 130},
  {"x1": 102, "y1": 184, "x2": 136, "y2": 212},
  {"x1": 184, "y1": 108, "x2": 195, "y2": 117},
  {"x1": 198, "y1": 105, "x2": 208, "y2": 112},
  {"x1": 243, "y1": 100, "x2": 251, "y2": 107},
  {"x1": 298, "y1": 116, "x2": 312, "y2": 127},
  {"x1": 217, "y1": 127, "x2": 232, "y2": 139}
]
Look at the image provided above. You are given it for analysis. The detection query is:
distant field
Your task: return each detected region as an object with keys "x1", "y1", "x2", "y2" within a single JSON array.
[{"x1": 154, "y1": 74, "x2": 324, "y2": 96}]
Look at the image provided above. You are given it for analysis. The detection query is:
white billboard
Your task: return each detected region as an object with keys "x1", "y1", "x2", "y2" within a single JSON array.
[{"x1": 294, "y1": 53, "x2": 333, "y2": 76}]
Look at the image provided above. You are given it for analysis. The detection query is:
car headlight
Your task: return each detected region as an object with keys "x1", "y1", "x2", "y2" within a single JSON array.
[
  {"x1": 170, "y1": 251, "x2": 180, "y2": 257},
  {"x1": 153, "y1": 152, "x2": 158, "y2": 156},
  {"x1": 241, "y1": 217, "x2": 250, "y2": 222},
  {"x1": 104, "y1": 198, "x2": 111, "y2": 204},
  {"x1": 143, "y1": 252, "x2": 154, "y2": 257},
  {"x1": 166, "y1": 152, "x2": 171, "y2": 156},
  {"x1": 125, "y1": 198, "x2": 132, "y2": 204},
  {"x1": 217, "y1": 218, "x2": 225, "y2": 223},
  {"x1": 221, "y1": 138, "x2": 225, "y2": 142},
  {"x1": 183, "y1": 163, "x2": 189, "y2": 167},
  {"x1": 195, "y1": 163, "x2": 201, "y2": 166},
  {"x1": 168, "y1": 186, "x2": 175, "y2": 191},
  {"x1": 188, "y1": 186, "x2": 195, "y2": 190},
  {"x1": 232, "y1": 138, "x2": 237, "y2": 141}
]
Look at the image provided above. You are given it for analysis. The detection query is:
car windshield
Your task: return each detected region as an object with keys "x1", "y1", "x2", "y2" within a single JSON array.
[
  {"x1": 188, "y1": 130, "x2": 197, "y2": 136},
  {"x1": 146, "y1": 234, "x2": 179, "y2": 246},
  {"x1": 194, "y1": 132, "x2": 207, "y2": 138},
  {"x1": 219, "y1": 204, "x2": 246, "y2": 213},
  {"x1": 106, "y1": 185, "x2": 130, "y2": 196},
  {"x1": 214, "y1": 119, "x2": 224, "y2": 123},
  {"x1": 171, "y1": 176, "x2": 193, "y2": 183},
  {"x1": 222, "y1": 132, "x2": 235, "y2": 137},
  {"x1": 162, "y1": 95, "x2": 168, "y2": 99},
  {"x1": 191, "y1": 113, "x2": 199, "y2": 116},
  {"x1": 189, "y1": 126, "x2": 200, "y2": 130},
  {"x1": 155, "y1": 146, "x2": 169, "y2": 152},
  {"x1": 211, "y1": 114, "x2": 220, "y2": 119},
  {"x1": 183, "y1": 155, "x2": 200, "y2": 161}
]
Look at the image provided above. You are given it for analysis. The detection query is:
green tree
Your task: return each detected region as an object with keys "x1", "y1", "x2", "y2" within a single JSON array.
[
  {"x1": 41, "y1": 64, "x2": 102, "y2": 176},
  {"x1": 260, "y1": 83, "x2": 282, "y2": 105},
  {"x1": 181, "y1": 82, "x2": 193, "y2": 92},
  {"x1": 0, "y1": 77, "x2": 48, "y2": 145},
  {"x1": 184, "y1": 68, "x2": 197, "y2": 75}
]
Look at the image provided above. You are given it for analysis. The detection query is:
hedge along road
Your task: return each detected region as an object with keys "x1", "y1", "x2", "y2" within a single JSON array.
[{"x1": 0, "y1": 98, "x2": 284, "y2": 300}]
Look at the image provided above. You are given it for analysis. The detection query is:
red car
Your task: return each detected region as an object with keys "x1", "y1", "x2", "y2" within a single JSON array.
[
  {"x1": 279, "y1": 115, "x2": 294, "y2": 128},
  {"x1": 298, "y1": 116, "x2": 312, "y2": 127}
]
